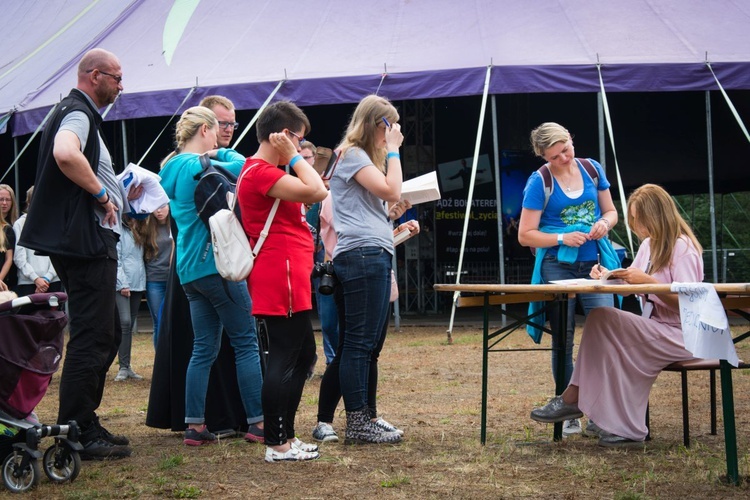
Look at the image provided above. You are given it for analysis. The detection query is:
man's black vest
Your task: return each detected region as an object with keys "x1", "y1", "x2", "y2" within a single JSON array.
[{"x1": 19, "y1": 88, "x2": 106, "y2": 258}]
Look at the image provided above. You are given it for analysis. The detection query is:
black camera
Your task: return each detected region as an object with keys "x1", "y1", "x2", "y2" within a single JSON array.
[{"x1": 311, "y1": 261, "x2": 337, "y2": 295}]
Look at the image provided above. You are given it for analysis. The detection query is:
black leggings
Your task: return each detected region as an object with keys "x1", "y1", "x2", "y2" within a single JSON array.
[
  {"x1": 316, "y1": 286, "x2": 389, "y2": 423},
  {"x1": 259, "y1": 311, "x2": 316, "y2": 446}
]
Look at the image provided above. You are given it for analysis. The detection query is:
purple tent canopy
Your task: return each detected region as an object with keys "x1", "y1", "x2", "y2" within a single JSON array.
[{"x1": 2, "y1": 0, "x2": 750, "y2": 136}]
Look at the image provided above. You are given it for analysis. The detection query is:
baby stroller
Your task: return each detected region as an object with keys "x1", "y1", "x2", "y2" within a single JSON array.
[{"x1": 0, "y1": 292, "x2": 82, "y2": 493}]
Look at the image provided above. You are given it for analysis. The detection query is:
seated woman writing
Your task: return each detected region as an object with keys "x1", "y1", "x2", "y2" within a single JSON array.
[{"x1": 530, "y1": 183, "x2": 703, "y2": 447}]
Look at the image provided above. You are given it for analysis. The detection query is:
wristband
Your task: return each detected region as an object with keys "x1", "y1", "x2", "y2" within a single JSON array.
[
  {"x1": 387, "y1": 152, "x2": 400, "y2": 160},
  {"x1": 93, "y1": 187, "x2": 106, "y2": 199},
  {"x1": 97, "y1": 194, "x2": 110, "y2": 205},
  {"x1": 289, "y1": 154, "x2": 303, "y2": 168},
  {"x1": 597, "y1": 217, "x2": 611, "y2": 230},
  {"x1": 42, "y1": 276, "x2": 50, "y2": 282},
  {"x1": 557, "y1": 233, "x2": 564, "y2": 245}
]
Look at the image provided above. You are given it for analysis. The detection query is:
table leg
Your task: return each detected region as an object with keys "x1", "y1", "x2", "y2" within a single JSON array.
[
  {"x1": 481, "y1": 293, "x2": 489, "y2": 445},
  {"x1": 719, "y1": 360, "x2": 739, "y2": 485},
  {"x1": 553, "y1": 294, "x2": 568, "y2": 441}
]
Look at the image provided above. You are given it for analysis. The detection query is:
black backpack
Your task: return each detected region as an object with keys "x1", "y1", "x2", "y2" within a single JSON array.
[{"x1": 193, "y1": 153, "x2": 241, "y2": 229}]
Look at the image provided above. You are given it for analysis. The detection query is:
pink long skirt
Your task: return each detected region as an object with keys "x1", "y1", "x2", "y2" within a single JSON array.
[{"x1": 570, "y1": 307, "x2": 693, "y2": 440}]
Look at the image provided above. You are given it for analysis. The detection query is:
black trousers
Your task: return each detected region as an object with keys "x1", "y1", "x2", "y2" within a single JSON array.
[
  {"x1": 50, "y1": 228, "x2": 120, "y2": 439},
  {"x1": 259, "y1": 311, "x2": 316, "y2": 446}
]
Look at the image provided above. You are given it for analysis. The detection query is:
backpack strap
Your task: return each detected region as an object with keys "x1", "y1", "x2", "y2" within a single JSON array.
[
  {"x1": 538, "y1": 164, "x2": 553, "y2": 212},
  {"x1": 578, "y1": 158, "x2": 599, "y2": 188},
  {"x1": 194, "y1": 153, "x2": 212, "y2": 180}
]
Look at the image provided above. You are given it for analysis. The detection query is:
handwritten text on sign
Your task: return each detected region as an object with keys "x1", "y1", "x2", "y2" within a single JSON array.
[{"x1": 672, "y1": 283, "x2": 739, "y2": 367}]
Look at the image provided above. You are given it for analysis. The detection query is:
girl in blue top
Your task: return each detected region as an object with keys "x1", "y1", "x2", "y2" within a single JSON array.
[{"x1": 518, "y1": 122, "x2": 619, "y2": 437}]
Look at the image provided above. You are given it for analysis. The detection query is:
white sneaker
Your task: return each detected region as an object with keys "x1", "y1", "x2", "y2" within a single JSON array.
[
  {"x1": 125, "y1": 368, "x2": 143, "y2": 380},
  {"x1": 562, "y1": 418, "x2": 582, "y2": 437},
  {"x1": 264, "y1": 446, "x2": 319, "y2": 463},
  {"x1": 312, "y1": 422, "x2": 339, "y2": 442},
  {"x1": 114, "y1": 368, "x2": 128, "y2": 382},
  {"x1": 290, "y1": 437, "x2": 319, "y2": 452},
  {"x1": 373, "y1": 417, "x2": 404, "y2": 436}
]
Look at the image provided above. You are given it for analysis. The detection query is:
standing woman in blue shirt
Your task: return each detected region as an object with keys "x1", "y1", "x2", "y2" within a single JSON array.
[
  {"x1": 159, "y1": 106, "x2": 264, "y2": 446},
  {"x1": 330, "y1": 95, "x2": 404, "y2": 444},
  {"x1": 518, "y1": 122, "x2": 619, "y2": 436}
]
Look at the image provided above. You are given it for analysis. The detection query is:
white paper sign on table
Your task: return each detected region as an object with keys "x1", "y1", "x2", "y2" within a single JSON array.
[{"x1": 671, "y1": 282, "x2": 739, "y2": 367}]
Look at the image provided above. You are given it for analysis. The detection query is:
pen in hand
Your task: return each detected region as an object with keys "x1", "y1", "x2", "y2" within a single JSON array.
[
  {"x1": 597, "y1": 252, "x2": 602, "y2": 273},
  {"x1": 382, "y1": 117, "x2": 391, "y2": 129}
]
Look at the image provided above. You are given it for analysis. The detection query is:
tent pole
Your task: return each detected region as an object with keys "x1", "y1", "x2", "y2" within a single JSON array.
[
  {"x1": 13, "y1": 137, "x2": 20, "y2": 198},
  {"x1": 597, "y1": 93, "x2": 605, "y2": 170},
  {"x1": 392, "y1": 252, "x2": 400, "y2": 330},
  {"x1": 232, "y1": 79, "x2": 285, "y2": 150},
  {"x1": 121, "y1": 120, "x2": 129, "y2": 166},
  {"x1": 491, "y1": 95, "x2": 505, "y2": 286},
  {"x1": 0, "y1": 104, "x2": 57, "y2": 184},
  {"x1": 446, "y1": 65, "x2": 492, "y2": 341},
  {"x1": 706, "y1": 91, "x2": 719, "y2": 283}
]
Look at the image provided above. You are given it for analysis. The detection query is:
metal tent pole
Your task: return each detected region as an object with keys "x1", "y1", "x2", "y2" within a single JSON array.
[{"x1": 706, "y1": 91, "x2": 719, "y2": 283}]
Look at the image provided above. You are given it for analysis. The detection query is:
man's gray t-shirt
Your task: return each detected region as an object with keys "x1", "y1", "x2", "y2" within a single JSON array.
[
  {"x1": 330, "y1": 147, "x2": 393, "y2": 259},
  {"x1": 59, "y1": 110, "x2": 123, "y2": 235}
]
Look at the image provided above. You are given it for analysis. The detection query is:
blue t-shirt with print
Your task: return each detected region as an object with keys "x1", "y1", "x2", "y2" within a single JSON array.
[{"x1": 521, "y1": 158, "x2": 610, "y2": 261}]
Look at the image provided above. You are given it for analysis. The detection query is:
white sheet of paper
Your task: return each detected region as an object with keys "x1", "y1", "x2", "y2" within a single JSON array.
[{"x1": 671, "y1": 282, "x2": 739, "y2": 366}]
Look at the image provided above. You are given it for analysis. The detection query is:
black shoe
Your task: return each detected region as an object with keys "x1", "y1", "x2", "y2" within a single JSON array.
[
  {"x1": 80, "y1": 438, "x2": 132, "y2": 461},
  {"x1": 95, "y1": 417, "x2": 130, "y2": 445}
]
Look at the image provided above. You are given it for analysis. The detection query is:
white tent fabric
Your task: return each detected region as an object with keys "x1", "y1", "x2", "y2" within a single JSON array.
[{"x1": 2, "y1": 0, "x2": 750, "y2": 135}]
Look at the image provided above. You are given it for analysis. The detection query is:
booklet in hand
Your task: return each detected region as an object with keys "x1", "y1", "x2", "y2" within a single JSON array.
[
  {"x1": 401, "y1": 171, "x2": 441, "y2": 205},
  {"x1": 600, "y1": 268, "x2": 627, "y2": 283},
  {"x1": 393, "y1": 220, "x2": 418, "y2": 247}
]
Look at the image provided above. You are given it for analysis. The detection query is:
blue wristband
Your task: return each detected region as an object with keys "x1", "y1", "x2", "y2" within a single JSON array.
[
  {"x1": 289, "y1": 154, "x2": 303, "y2": 168},
  {"x1": 93, "y1": 187, "x2": 106, "y2": 199},
  {"x1": 387, "y1": 152, "x2": 400, "y2": 160}
]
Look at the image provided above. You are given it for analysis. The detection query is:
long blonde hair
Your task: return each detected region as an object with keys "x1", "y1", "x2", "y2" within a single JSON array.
[
  {"x1": 338, "y1": 95, "x2": 399, "y2": 173},
  {"x1": 627, "y1": 184, "x2": 702, "y2": 274},
  {"x1": 0, "y1": 210, "x2": 7, "y2": 252},
  {"x1": 0, "y1": 184, "x2": 18, "y2": 225},
  {"x1": 130, "y1": 212, "x2": 170, "y2": 262},
  {"x1": 160, "y1": 106, "x2": 218, "y2": 167}
]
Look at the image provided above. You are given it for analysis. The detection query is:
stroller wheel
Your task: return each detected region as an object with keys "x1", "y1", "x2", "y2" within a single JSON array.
[
  {"x1": 43, "y1": 443, "x2": 81, "y2": 483},
  {"x1": 2, "y1": 450, "x2": 41, "y2": 493}
]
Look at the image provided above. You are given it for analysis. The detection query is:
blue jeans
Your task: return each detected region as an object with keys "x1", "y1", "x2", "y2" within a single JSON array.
[
  {"x1": 146, "y1": 280, "x2": 167, "y2": 348},
  {"x1": 335, "y1": 247, "x2": 391, "y2": 412},
  {"x1": 541, "y1": 255, "x2": 613, "y2": 387},
  {"x1": 182, "y1": 274, "x2": 263, "y2": 425},
  {"x1": 314, "y1": 280, "x2": 339, "y2": 364}
]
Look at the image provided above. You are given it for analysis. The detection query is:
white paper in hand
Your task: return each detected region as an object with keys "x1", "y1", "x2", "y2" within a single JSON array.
[
  {"x1": 117, "y1": 163, "x2": 170, "y2": 214},
  {"x1": 671, "y1": 282, "x2": 739, "y2": 366}
]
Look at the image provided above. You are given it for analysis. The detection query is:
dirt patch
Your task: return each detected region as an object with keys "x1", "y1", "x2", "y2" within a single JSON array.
[{"x1": 26, "y1": 324, "x2": 750, "y2": 499}]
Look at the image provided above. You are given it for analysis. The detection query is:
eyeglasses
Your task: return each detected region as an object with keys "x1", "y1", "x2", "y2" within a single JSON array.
[
  {"x1": 218, "y1": 121, "x2": 239, "y2": 130},
  {"x1": 286, "y1": 130, "x2": 305, "y2": 143},
  {"x1": 87, "y1": 69, "x2": 122, "y2": 84}
]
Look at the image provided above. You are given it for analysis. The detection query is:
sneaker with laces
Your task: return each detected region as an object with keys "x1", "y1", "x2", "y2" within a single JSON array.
[
  {"x1": 80, "y1": 438, "x2": 132, "y2": 461},
  {"x1": 290, "y1": 437, "x2": 318, "y2": 452},
  {"x1": 114, "y1": 368, "x2": 128, "y2": 382},
  {"x1": 125, "y1": 368, "x2": 143, "y2": 380},
  {"x1": 264, "y1": 446, "x2": 319, "y2": 462},
  {"x1": 562, "y1": 418, "x2": 582, "y2": 437},
  {"x1": 244, "y1": 424, "x2": 265, "y2": 444},
  {"x1": 530, "y1": 395, "x2": 583, "y2": 423},
  {"x1": 312, "y1": 422, "x2": 339, "y2": 443},
  {"x1": 373, "y1": 417, "x2": 405, "y2": 436},
  {"x1": 184, "y1": 425, "x2": 217, "y2": 446}
]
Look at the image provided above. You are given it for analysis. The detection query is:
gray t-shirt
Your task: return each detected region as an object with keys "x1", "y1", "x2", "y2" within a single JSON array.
[
  {"x1": 59, "y1": 107, "x2": 123, "y2": 235},
  {"x1": 145, "y1": 221, "x2": 172, "y2": 282},
  {"x1": 330, "y1": 147, "x2": 393, "y2": 259}
]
